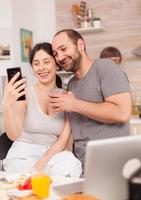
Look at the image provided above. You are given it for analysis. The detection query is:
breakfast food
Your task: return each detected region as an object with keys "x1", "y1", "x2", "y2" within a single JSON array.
[
  {"x1": 18, "y1": 177, "x2": 32, "y2": 190},
  {"x1": 63, "y1": 194, "x2": 99, "y2": 200},
  {"x1": 0, "y1": 190, "x2": 9, "y2": 200},
  {"x1": 0, "y1": 174, "x2": 30, "y2": 190},
  {"x1": 0, "y1": 178, "x2": 19, "y2": 190}
]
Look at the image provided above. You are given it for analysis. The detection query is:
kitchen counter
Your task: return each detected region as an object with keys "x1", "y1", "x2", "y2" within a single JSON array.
[
  {"x1": 130, "y1": 116, "x2": 141, "y2": 135},
  {"x1": 130, "y1": 116, "x2": 141, "y2": 124}
]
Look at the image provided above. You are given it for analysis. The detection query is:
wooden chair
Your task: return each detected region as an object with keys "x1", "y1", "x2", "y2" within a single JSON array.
[
  {"x1": 0, "y1": 132, "x2": 13, "y2": 170},
  {"x1": 0, "y1": 132, "x2": 13, "y2": 160}
]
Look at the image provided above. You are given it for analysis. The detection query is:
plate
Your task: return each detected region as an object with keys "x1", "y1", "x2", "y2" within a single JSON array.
[
  {"x1": 6, "y1": 189, "x2": 32, "y2": 197},
  {"x1": 53, "y1": 180, "x2": 83, "y2": 197},
  {"x1": 51, "y1": 176, "x2": 84, "y2": 186},
  {"x1": 0, "y1": 173, "x2": 31, "y2": 190}
]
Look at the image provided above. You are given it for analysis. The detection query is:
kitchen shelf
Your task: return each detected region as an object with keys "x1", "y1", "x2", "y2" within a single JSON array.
[
  {"x1": 0, "y1": 55, "x2": 10, "y2": 60},
  {"x1": 75, "y1": 26, "x2": 104, "y2": 33}
]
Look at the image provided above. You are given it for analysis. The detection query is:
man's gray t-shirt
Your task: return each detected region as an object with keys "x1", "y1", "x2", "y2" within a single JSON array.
[{"x1": 68, "y1": 59, "x2": 131, "y2": 169}]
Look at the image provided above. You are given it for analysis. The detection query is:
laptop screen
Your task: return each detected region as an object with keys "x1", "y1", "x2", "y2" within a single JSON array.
[{"x1": 84, "y1": 135, "x2": 141, "y2": 200}]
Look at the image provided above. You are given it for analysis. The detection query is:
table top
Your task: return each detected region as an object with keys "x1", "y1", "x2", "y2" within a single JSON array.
[{"x1": 0, "y1": 171, "x2": 83, "y2": 200}]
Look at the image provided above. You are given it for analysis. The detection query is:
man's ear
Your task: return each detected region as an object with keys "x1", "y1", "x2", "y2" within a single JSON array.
[{"x1": 77, "y1": 39, "x2": 85, "y2": 52}]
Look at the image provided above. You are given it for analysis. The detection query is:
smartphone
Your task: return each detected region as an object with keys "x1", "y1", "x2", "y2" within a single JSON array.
[{"x1": 6, "y1": 67, "x2": 26, "y2": 101}]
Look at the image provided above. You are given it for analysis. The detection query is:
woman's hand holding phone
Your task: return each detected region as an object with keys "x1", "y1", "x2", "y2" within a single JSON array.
[{"x1": 3, "y1": 67, "x2": 26, "y2": 109}]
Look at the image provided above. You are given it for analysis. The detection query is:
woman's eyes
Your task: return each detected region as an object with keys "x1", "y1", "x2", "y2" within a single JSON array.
[
  {"x1": 33, "y1": 61, "x2": 50, "y2": 66},
  {"x1": 33, "y1": 62, "x2": 39, "y2": 66},
  {"x1": 44, "y1": 61, "x2": 50, "y2": 64}
]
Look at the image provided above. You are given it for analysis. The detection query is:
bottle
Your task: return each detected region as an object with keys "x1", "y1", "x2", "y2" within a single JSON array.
[
  {"x1": 87, "y1": 8, "x2": 94, "y2": 19},
  {"x1": 87, "y1": 8, "x2": 94, "y2": 26}
]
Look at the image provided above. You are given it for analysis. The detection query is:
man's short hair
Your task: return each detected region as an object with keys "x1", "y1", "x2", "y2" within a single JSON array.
[{"x1": 54, "y1": 29, "x2": 86, "y2": 52}]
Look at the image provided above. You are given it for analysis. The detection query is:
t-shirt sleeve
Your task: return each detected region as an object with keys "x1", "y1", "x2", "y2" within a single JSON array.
[{"x1": 98, "y1": 59, "x2": 131, "y2": 99}]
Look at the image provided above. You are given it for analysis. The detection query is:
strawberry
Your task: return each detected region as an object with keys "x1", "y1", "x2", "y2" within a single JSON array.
[{"x1": 18, "y1": 177, "x2": 32, "y2": 190}]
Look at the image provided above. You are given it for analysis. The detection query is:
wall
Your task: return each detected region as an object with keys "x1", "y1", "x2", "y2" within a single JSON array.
[
  {"x1": 55, "y1": 0, "x2": 141, "y2": 97},
  {"x1": 0, "y1": 0, "x2": 57, "y2": 133},
  {"x1": 0, "y1": 0, "x2": 56, "y2": 76},
  {"x1": 35, "y1": 0, "x2": 56, "y2": 43},
  {"x1": 0, "y1": 0, "x2": 12, "y2": 74},
  {"x1": 11, "y1": 0, "x2": 38, "y2": 83},
  {"x1": 0, "y1": 0, "x2": 12, "y2": 28}
]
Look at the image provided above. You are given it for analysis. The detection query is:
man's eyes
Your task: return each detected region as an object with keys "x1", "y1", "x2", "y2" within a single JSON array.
[
  {"x1": 61, "y1": 47, "x2": 67, "y2": 52},
  {"x1": 53, "y1": 47, "x2": 67, "y2": 57}
]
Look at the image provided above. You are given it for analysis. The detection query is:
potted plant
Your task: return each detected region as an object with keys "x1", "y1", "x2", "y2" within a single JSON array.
[{"x1": 92, "y1": 17, "x2": 101, "y2": 28}]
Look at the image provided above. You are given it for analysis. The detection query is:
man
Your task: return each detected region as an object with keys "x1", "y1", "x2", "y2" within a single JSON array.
[{"x1": 50, "y1": 29, "x2": 131, "y2": 171}]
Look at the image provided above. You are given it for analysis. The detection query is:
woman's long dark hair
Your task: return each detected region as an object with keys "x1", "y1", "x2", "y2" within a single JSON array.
[{"x1": 29, "y1": 42, "x2": 62, "y2": 88}]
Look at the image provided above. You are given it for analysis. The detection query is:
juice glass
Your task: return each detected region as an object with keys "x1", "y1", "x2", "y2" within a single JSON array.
[
  {"x1": 48, "y1": 88, "x2": 65, "y2": 115},
  {"x1": 31, "y1": 173, "x2": 51, "y2": 198}
]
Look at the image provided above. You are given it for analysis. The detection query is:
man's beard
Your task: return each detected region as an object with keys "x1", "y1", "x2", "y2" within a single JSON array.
[
  {"x1": 61, "y1": 51, "x2": 82, "y2": 73},
  {"x1": 70, "y1": 54, "x2": 82, "y2": 73}
]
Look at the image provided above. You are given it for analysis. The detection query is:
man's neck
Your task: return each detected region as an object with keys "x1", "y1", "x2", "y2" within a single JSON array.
[{"x1": 75, "y1": 55, "x2": 93, "y2": 80}]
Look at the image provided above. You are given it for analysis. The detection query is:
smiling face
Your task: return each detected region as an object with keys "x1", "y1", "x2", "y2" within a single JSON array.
[
  {"x1": 32, "y1": 49, "x2": 56, "y2": 86},
  {"x1": 52, "y1": 32, "x2": 84, "y2": 73}
]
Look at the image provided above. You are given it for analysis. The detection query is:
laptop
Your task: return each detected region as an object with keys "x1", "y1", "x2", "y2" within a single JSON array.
[{"x1": 53, "y1": 135, "x2": 141, "y2": 200}]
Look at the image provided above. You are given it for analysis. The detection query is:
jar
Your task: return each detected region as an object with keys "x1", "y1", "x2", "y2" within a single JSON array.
[{"x1": 80, "y1": 16, "x2": 91, "y2": 28}]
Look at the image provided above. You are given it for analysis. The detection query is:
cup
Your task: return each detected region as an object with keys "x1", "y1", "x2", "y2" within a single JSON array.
[
  {"x1": 48, "y1": 88, "x2": 65, "y2": 115},
  {"x1": 31, "y1": 172, "x2": 51, "y2": 198},
  {"x1": 49, "y1": 87, "x2": 65, "y2": 95}
]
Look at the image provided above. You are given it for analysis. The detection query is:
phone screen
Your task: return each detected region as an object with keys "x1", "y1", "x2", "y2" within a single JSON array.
[{"x1": 6, "y1": 67, "x2": 26, "y2": 101}]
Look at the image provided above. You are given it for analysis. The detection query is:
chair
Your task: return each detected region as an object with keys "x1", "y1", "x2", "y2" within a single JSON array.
[{"x1": 0, "y1": 132, "x2": 13, "y2": 170}]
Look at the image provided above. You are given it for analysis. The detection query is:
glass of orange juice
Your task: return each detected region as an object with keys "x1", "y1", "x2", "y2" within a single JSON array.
[{"x1": 31, "y1": 172, "x2": 51, "y2": 198}]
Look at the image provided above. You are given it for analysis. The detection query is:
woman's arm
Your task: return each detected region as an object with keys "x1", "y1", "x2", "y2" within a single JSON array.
[
  {"x1": 33, "y1": 114, "x2": 71, "y2": 170},
  {"x1": 2, "y1": 73, "x2": 26, "y2": 141}
]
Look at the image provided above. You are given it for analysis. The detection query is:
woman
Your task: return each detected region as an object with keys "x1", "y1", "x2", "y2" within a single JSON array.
[
  {"x1": 2, "y1": 42, "x2": 82, "y2": 177},
  {"x1": 100, "y1": 46, "x2": 122, "y2": 64}
]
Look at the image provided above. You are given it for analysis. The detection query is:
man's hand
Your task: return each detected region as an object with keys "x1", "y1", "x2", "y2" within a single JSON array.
[{"x1": 49, "y1": 91, "x2": 77, "y2": 112}]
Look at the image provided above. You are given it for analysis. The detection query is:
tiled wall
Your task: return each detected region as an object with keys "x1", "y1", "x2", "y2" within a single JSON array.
[{"x1": 55, "y1": 0, "x2": 141, "y2": 97}]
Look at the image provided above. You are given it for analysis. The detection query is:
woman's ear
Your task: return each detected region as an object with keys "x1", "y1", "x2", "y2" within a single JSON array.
[{"x1": 77, "y1": 39, "x2": 85, "y2": 52}]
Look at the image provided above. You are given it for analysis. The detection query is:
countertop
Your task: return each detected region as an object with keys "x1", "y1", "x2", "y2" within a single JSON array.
[{"x1": 130, "y1": 116, "x2": 141, "y2": 124}]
